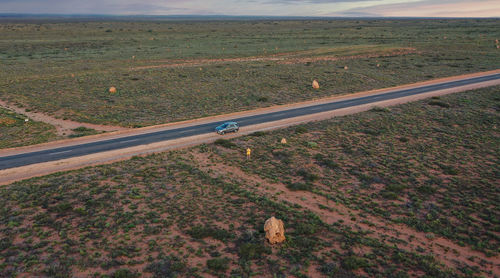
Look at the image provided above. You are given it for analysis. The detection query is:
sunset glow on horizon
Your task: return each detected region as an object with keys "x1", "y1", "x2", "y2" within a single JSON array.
[{"x1": 0, "y1": 0, "x2": 499, "y2": 17}]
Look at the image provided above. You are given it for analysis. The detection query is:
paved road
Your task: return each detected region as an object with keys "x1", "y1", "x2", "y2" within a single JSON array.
[{"x1": 1, "y1": 73, "x2": 499, "y2": 170}]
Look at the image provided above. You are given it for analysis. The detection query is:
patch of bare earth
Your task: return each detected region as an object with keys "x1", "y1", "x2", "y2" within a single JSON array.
[
  {"x1": 131, "y1": 48, "x2": 417, "y2": 70},
  {"x1": 277, "y1": 48, "x2": 418, "y2": 65},
  {"x1": 0, "y1": 99, "x2": 128, "y2": 136},
  {"x1": 190, "y1": 150, "x2": 500, "y2": 277}
]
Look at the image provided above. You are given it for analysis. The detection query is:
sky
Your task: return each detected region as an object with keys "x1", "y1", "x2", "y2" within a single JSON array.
[{"x1": 0, "y1": 0, "x2": 499, "y2": 17}]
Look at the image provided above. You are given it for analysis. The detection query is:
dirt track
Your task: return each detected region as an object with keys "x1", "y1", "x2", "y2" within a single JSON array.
[
  {"x1": 0, "y1": 99, "x2": 128, "y2": 136},
  {"x1": 131, "y1": 48, "x2": 417, "y2": 70}
]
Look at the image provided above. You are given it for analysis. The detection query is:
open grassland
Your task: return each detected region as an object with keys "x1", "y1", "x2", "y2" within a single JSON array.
[
  {"x1": 0, "y1": 19, "x2": 499, "y2": 127},
  {"x1": 209, "y1": 86, "x2": 500, "y2": 257},
  {"x1": 0, "y1": 152, "x2": 460, "y2": 278},
  {"x1": 0, "y1": 107, "x2": 57, "y2": 148},
  {"x1": 1, "y1": 87, "x2": 498, "y2": 277}
]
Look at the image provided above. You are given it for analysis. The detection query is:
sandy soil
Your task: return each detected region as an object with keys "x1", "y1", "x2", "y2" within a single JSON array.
[
  {"x1": 0, "y1": 70, "x2": 499, "y2": 185},
  {"x1": 0, "y1": 99, "x2": 128, "y2": 136},
  {"x1": 131, "y1": 48, "x2": 417, "y2": 70},
  {"x1": 277, "y1": 48, "x2": 417, "y2": 65},
  {"x1": 191, "y1": 150, "x2": 500, "y2": 276}
]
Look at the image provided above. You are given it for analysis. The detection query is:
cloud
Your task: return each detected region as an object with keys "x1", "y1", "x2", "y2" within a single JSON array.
[
  {"x1": 263, "y1": 0, "x2": 379, "y2": 3},
  {"x1": 0, "y1": 0, "x2": 203, "y2": 14},
  {"x1": 0, "y1": 0, "x2": 498, "y2": 17},
  {"x1": 339, "y1": 0, "x2": 500, "y2": 17}
]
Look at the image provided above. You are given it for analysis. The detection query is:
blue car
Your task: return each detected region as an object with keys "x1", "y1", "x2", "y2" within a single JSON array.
[{"x1": 215, "y1": 122, "x2": 239, "y2": 135}]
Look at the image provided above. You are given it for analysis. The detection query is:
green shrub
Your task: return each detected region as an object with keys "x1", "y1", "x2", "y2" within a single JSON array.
[
  {"x1": 297, "y1": 169, "x2": 319, "y2": 182},
  {"x1": 295, "y1": 126, "x2": 308, "y2": 134},
  {"x1": 73, "y1": 207, "x2": 87, "y2": 215},
  {"x1": 417, "y1": 185, "x2": 437, "y2": 194},
  {"x1": 380, "y1": 191, "x2": 399, "y2": 200},
  {"x1": 186, "y1": 225, "x2": 231, "y2": 241},
  {"x1": 319, "y1": 262, "x2": 339, "y2": 276},
  {"x1": 238, "y1": 243, "x2": 270, "y2": 260},
  {"x1": 439, "y1": 164, "x2": 458, "y2": 175},
  {"x1": 295, "y1": 222, "x2": 318, "y2": 235},
  {"x1": 370, "y1": 106, "x2": 391, "y2": 113},
  {"x1": 207, "y1": 257, "x2": 230, "y2": 272},
  {"x1": 72, "y1": 126, "x2": 94, "y2": 133},
  {"x1": 214, "y1": 139, "x2": 236, "y2": 148},
  {"x1": 428, "y1": 100, "x2": 450, "y2": 108},
  {"x1": 111, "y1": 269, "x2": 140, "y2": 278},
  {"x1": 342, "y1": 256, "x2": 368, "y2": 270},
  {"x1": 360, "y1": 128, "x2": 381, "y2": 136},
  {"x1": 50, "y1": 202, "x2": 73, "y2": 213},
  {"x1": 385, "y1": 183, "x2": 406, "y2": 193},
  {"x1": 0, "y1": 238, "x2": 11, "y2": 251},
  {"x1": 273, "y1": 150, "x2": 292, "y2": 163},
  {"x1": 42, "y1": 263, "x2": 71, "y2": 277},
  {"x1": 314, "y1": 154, "x2": 339, "y2": 169},
  {"x1": 307, "y1": 141, "x2": 318, "y2": 148},
  {"x1": 287, "y1": 182, "x2": 313, "y2": 191},
  {"x1": 249, "y1": 131, "x2": 268, "y2": 137},
  {"x1": 144, "y1": 257, "x2": 186, "y2": 278},
  {"x1": 69, "y1": 126, "x2": 99, "y2": 138}
]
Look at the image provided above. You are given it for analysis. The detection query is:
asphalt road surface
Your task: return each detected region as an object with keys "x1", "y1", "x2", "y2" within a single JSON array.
[{"x1": 1, "y1": 73, "x2": 499, "y2": 170}]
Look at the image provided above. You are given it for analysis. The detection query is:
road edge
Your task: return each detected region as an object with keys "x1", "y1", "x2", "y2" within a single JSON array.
[
  {"x1": 1, "y1": 69, "x2": 499, "y2": 156},
  {"x1": 1, "y1": 77, "x2": 498, "y2": 185}
]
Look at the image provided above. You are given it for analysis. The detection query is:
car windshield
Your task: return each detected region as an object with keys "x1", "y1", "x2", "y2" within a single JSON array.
[{"x1": 221, "y1": 124, "x2": 228, "y2": 128}]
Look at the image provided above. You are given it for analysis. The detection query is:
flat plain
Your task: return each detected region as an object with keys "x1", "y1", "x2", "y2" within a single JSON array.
[
  {"x1": 1, "y1": 19, "x2": 499, "y2": 131},
  {"x1": 0, "y1": 87, "x2": 498, "y2": 277},
  {"x1": 0, "y1": 17, "x2": 499, "y2": 278}
]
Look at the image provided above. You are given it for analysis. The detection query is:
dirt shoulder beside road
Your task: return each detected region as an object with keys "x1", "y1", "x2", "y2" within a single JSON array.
[{"x1": 0, "y1": 70, "x2": 499, "y2": 185}]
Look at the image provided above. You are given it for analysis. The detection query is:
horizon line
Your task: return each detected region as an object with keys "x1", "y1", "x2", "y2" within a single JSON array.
[{"x1": 0, "y1": 13, "x2": 499, "y2": 20}]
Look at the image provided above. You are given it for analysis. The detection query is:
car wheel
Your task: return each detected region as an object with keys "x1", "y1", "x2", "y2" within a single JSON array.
[
  {"x1": 221, "y1": 131, "x2": 225, "y2": 135},
  {"x1": 235, "y1": 129, "x2": 239, "y2": 133}
]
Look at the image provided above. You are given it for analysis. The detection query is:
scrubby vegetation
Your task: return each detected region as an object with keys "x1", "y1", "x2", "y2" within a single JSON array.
[
  {"x1": 0, "y1": 150, "x2": 458, "y2": 277},
  {"x1": 214, "y1": 86, "x2": 500, "y2": 257},
  {"x1": 1, "y1": 87, "x2": 498, "y2": 277},
  {"x1": 69, "y1": 126, "x2": 101, "y2": 138},
  {"x1": 0, "y1": 19, "x2": 499, "y2": 127},
  {"x1": 0, "y1": 107, "x2": 57, "y2": 148}
]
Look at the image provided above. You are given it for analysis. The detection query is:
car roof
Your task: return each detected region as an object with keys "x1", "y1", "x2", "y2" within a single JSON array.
[{"x1": 224, "y1": 121, "x2": 238, "y2": 125}]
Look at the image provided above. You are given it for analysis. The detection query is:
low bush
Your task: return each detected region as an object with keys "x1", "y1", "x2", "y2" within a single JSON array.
[
  {"x1": 207, "y1": 257, "x2": 230, "y2": 272},
  {"x1": 370, "y1": 106, "x2": 391, "y2": 113},
  {"x1": 417, "y1": 185, "x2": 437, "y2": 195},
  {"x1": 249, "y1": 131, "x2": 268, "y2": 137},
  {"x1": 297, "y1": 169, "x2": 319, "y2": 182},
  {"x1": 214, "y1": 139, "x2": 237, "y2": 148},
  {"x1": 111, "y1": 269, "x2": 140, "y2": 278},
  {"x1": 144, "y1": 257, "x2": 186, "y2": 278},
  {"x1": 428, "y1": 100, "x2": 450, "y2": 108},
  {"x1": 69, "y1": 126, "x2": 99, "y2": 138},
  {"x1": 342, "y1": 256, "x2": 369, "y2": 270},
  {"x1": 319, "y1": 262, "x2": 339, "y2": 276},
  {"x1": 287, "y1": 182, "x2": 313, "y2": 191},
  {"x1": 295, "y1": 126, "x2": 308, "y2": 134},
  {"x1": 238, "y1": 243, "x2": 270, "y2": 260},
  {"x1": 186, "y1": 225, "x2": 231, "y2": 241},
  {"x1": 314, "y1": 154, "x2": 339, "y2": 169}
]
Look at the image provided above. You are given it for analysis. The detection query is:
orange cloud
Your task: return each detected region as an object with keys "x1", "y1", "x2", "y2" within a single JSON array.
[{"x1": 343, "y1": 0, "x2": 500, "y2": 17}]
